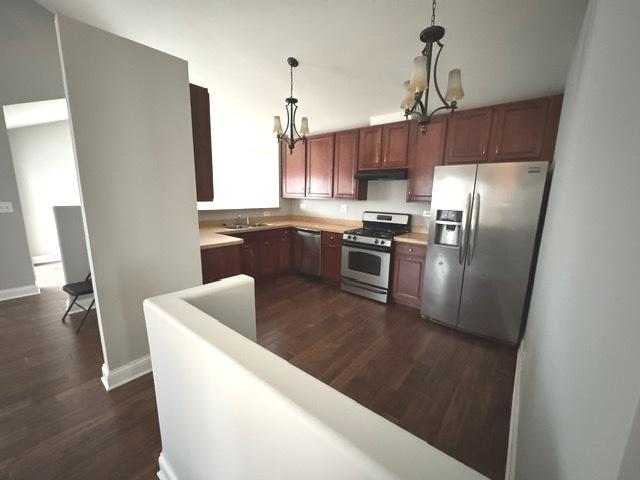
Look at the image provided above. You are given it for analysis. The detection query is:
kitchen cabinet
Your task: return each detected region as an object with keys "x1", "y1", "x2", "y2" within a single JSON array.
[
  {"x1": 281, "y1": 142, "x2": 307, "y2": 198},
  {"x1": 201, "y1": 244, "x2": 241, "y2": 284},
  {"x1": 321, "y1": 231, "x2": 342, "y2": 283},
  {"x1": 278, "y1": 228, "x2": 293, "y2": 272},
  {"x1": 407, "y1": 116, "x2": 447, "y2": 201},
  {"x1": 489, "y1": 95, "x2": 562, "y2": 163},
  {"x1": 358, "y1": 122, "x2": 409, "y2": 170},
  {"x1": 258, "y1": 233, "x2": 280, "y2": 277},
  {"x1": 357, "y1": 126, "x2": 383, "y2": 170},
  {"x1": 189, "y1": 83, "x2": 214, "y2": 202},
  {"x1": 392, "y1": 243, "x2": 427, "y2": 309},
  {"x1": 306, "y1": 134, "x2": 334, "y2": 198},
  {"x1": 334, "y1": 130, "x2": 367, "y2": 199},
  {"x1": 444, "y1": 107, "x2": 493, "y2": 165},
  {"x1": 238, "y1": 236, "x2": 259, "y2": 278},
  {"x1": 381, "y1": 121, "x2": 410, "y2": 169}
]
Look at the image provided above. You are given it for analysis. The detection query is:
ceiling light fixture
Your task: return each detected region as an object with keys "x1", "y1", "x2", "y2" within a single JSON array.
[
  {"x1": 273, "y1": 57, "x2": 308, "y2": 153},
  {"x1": 401, "y1": 0, "x2": 464, "y2": 134}
]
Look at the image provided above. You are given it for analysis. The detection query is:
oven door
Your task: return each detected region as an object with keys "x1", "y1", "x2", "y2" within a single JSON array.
[{"x1": 341, "y1": 245, "x2": 391, "y2": 289}]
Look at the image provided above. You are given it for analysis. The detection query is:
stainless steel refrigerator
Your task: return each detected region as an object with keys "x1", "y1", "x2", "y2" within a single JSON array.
[{"x1": 421, "y1": 161, "x2": 549, "y2": 344}]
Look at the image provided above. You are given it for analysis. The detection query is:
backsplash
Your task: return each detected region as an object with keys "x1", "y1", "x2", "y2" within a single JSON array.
[{"x1": 289, "y1": 180, "x2": 430, "y2": 230}]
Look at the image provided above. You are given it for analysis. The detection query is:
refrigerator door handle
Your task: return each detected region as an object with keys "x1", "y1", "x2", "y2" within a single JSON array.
[
  {"x1": 467, "y1": 193, "x2": 480, "y2": 265},
  {"x1": 459, "y1": 193, "x2": 472, "y2": 264}
]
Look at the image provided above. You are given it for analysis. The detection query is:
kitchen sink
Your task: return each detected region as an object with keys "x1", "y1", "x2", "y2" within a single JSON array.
[{"x1": 222, "y1": 223, "x2": 271, "y2": 230}]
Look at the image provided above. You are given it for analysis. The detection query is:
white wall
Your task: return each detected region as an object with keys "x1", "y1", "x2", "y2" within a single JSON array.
[
  {"x1": 56, "y1": 15, "x2": 202, "y2": 381},
  {"x1": 513, "y1": 0, "x2": 640, "y2": 478},
  {"x1": 291, "y1": 181, "x2": 430, "y2": 229},
  {"x1": 0, "y1": 0, "x2": 64, "y2": 296},
  {"x1": 144, "y1": 277, "x2": 486, "y2": 480},
  {"x1": 8, "y1": 120, "x2": 79, "y2": 262}
]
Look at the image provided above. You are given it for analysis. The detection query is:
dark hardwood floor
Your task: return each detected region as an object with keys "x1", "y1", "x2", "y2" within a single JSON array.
[
  {"x1": 256, "y1": 274, "x2": 517, "y2": 480},
  {"x1": 0, "y1": 286, "x2": 161, "y2": 480},
  {"x1": 1, "y1": 273, "x2": 515, "y2": 480}
]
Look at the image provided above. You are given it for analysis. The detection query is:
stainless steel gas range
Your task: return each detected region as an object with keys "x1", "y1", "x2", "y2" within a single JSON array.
[{"x1": 341, "y1": 212, "x2": 410, "y2": 303}]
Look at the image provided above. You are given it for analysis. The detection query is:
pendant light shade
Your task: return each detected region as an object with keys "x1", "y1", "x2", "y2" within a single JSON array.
[
  {"x1": 444, "y1": 69, "x2": 464, "y2": 103},
  {"x1": 400, "y1": 80, "x2": 414, "y2": 110},
  {"x1": 409, "y1": 55, "x2": 429, "y2": 93},
  {"x1": 300, "y1": 117, "x2": 309, "y2": 136},
  {"x1": 273, "y1": 115, "x2": 283, "y2": 134}
]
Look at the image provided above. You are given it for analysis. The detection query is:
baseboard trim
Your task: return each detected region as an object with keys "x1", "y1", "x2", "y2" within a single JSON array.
[
  {"x1": 157, "y1": 453, "x2": 178, "y2": 480},
  {"x1": 100, "y1": 355, "x2": 151, "y2": 391},
  {"x1": 505, "y1": 344, "x2": 525, "y2": 480},
  {"x1": 0, "y1": 284, "x2": 40, "y2": 302}
]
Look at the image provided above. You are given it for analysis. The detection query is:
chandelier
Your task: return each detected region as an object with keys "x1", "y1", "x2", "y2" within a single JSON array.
[
  {"x1": 401, "y1": 0, "x2": 464, "y2": 134},
  {"x1": 273, "y1": 57, "x2": 309, "y2": 153}
]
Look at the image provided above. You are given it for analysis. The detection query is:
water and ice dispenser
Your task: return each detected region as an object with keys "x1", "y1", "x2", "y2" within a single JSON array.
[{"x1": 434, "y1": 210, "x2": 463, "y2": 247}]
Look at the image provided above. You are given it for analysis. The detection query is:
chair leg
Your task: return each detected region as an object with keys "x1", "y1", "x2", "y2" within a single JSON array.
[
  {"x1": 61, "y1": 295, "x2": 78, "y2": 324},
  {"x1": 75, "y1": 299, "x2": 95, "y2": 334}
]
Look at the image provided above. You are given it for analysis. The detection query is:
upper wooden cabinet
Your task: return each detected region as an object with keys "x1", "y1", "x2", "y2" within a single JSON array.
[
  {"x1": 381, "y1": 121, "x2": 410, "y2": 169},
  {"x1": 489, "y1": 96, "x2": 547, "y2": 162},
  {"x1": 444, "y1": 107, "x2": 493, "y2": 165},
  {"x1": 189, "y1": 84, "x2": 214, "y2": 201},
  {"x1": 358, "y1": 122, "x2": 409, "y2": 170},
  {"x1": 334, "y1": 130, "x2": 367, "y2": 199},
  {"x1": 306, "y1": 134, "x2": 334, "y2": 198},
  {"x1": 358, "y1": 126, "x2": 383, "y2": 169},
  {"x1": 407, "y1": 116, "x2": 447, "y2": 202},
  {"x1": 281, "y1": 142, "x2": 307, "y2": 198}
]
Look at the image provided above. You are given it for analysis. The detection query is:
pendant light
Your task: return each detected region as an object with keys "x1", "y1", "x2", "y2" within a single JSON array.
[
  {"x1": 273, "y1": 57, "x2": 309, "y2": 153},
  {"x1": 402, "y1": 0, "x2": 464, "y2": 134}
]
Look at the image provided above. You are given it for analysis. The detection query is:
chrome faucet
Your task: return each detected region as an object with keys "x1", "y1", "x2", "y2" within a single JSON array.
[{"x1": 235, "y1": 215, "x2": 250, "y2": 226}]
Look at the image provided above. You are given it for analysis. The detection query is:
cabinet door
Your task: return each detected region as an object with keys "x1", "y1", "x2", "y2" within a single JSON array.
[
  {"x1": 407, "y1": 116, "x2": 447, "y2": 201},
  {"x1": 239, "y1": 241, "x2": 259, "y2": 278},
  {"x1": 278, "y1": 229, "x2": 293, "y2": 272},
  {"x1": 281, "y1": 142, "x2": 306, "y2": 198},
  {"x1": 381, "y1": 121, "x2": 410, "y2": 169},
  {"x1": 333, "y1": 130, "x2": 367, "y2": 199},
  {"x1": 201, "y1": 245, "x2": 240, "y2": 283},
  {"x1": 306, "y1": 134, "x2": 334, "y2": 198},
  {"x1": 259, "y1": 235, "x2": 279, "y2": 277},
  {"x1": 201, "y1": 248, "x2": 219, "y2": 284},
  {"x1": 392, "y1": 244, "x2": 427, "y2": 309},
  {"x1": 357, "y1": 126, "x2": 382, "y2": 170},
  {"x1": 189, "y1": 84, "x2": 214, "y2": 201},
  {"x1": 444, "y1": 108, "x2": 493, "y2": 164},
  {"x1": 321, "y1": 231, "x2": 342, "y2": 282},
  {"x1": 489, "y1": 97, "x2": 549, "y2": 162}
]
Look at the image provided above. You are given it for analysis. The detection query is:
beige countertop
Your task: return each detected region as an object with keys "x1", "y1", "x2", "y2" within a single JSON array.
[
  {"x1": 200, "y1": 215, "x2": 428, "y2": 249},
  {"x1": 199, "y1": 215, "x2": 360, "y2": 249}
]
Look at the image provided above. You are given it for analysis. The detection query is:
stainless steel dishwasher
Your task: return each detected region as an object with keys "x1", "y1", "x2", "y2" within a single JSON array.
[{"x1": 294, "y1": 228, "x2": 321, "y2": 276}]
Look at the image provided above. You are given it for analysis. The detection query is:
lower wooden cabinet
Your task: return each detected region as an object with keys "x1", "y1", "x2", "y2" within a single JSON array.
[
  {"x1": 321, "y1": 231, "x2": 342, "y2": 283},
  {"x1": 391, "y1": 243, "x2": 427, "y2": 309},
  {"x1": 201, "y1": 244, "x2": 241, "y2": 283},
  {"x1": 201, "y1": 228, "x2": 294, "y2": 283}
]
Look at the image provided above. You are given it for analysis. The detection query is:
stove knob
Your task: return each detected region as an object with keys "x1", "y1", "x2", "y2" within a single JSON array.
[
  {"x1": 379, "y1": 240, "x2": 385, "y2": 245},
  {"x1": 347, "y1": 235, "x2": 352, "y2": 240},
  {"x1": 374, "y1": 239, "x2": 379, "y2": 244},
  {"x1": 352, "y1": 236, "x2": 357, "y2": 241}
]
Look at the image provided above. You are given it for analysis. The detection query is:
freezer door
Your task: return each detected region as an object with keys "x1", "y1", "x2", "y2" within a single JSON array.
[
  {"x1": 421, "y1": 164, "x2": 477, "y2": 325},
  {"x1": 458, "y1": 161, "x2": 548, "y2": 343}
]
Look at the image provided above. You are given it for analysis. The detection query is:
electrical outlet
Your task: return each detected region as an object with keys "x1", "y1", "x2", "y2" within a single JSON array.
[
  {"x1": 300, "y1": 202, "x2": 307, "y2": 210},
  {"x1": 0, "y1": 202, "x2": 14, "y2": 213},
  {"x1": 422, "y1": 210, "x2": 430, "y2": 217},
  {"x1": 340, "y1": 204, "x2": 348, "y2": 213},
  {"x1": 264, "y1": 211, "x2": 271, "y2": 217}
]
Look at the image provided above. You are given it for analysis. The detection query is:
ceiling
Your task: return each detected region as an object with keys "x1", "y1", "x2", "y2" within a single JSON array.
[{"x1": 35, "y1": 0, "x2": 588, "y2": 133}]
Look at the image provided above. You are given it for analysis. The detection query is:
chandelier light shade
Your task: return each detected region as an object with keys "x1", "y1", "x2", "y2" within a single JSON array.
[
  {"x1": 402, "y1": 0, "x2": 464, "y2": 134},
  {"x1": 274, "y1": 57, "x2": 308, "y2": 153}
]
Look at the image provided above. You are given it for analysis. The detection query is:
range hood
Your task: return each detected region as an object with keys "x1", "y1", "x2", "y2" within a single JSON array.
[{"x1": 354, "y1": 168, "x2": 408, "y2": 181}]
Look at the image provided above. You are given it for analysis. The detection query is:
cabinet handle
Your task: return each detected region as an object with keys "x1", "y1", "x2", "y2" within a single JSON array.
[
  {"x1": 408, "y1": 248, "x2": 413, "y2": 252},
  {"x1": 482, "y1": 147, "x2": 486, "y2": 156}
]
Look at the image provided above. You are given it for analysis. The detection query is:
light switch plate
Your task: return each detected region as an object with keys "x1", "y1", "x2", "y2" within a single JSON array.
[
  {"x1": 340, "y1": 204, "x2": 348, "y2": 213},
  {"x1": 300, "y1": 202, "x2": 307, "y2": 210},
  {"x1": 264, "y1": 211, "x2": 271, "y2": 217},
  {"x1": 0, "y1": 202, "x2": 14, "y2": 213},
  {"x1": 422, "y1": 210, "x2": 430, "y2": 217}
]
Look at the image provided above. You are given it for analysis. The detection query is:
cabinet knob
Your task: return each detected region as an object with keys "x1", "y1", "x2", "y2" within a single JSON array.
[{"x1": 408, "y1": 248, "x2": 413, "y2": 252}]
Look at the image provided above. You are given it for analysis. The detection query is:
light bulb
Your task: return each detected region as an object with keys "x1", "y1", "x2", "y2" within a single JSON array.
[
  {"x1": 409, "y1": 55, "x2": 428, "y2": 93},
  {"x1": 400, "y1": 80, "x2": 414, "y2": 110},
  {"x1": 300, "y1": 117, "x2": 309, "y2": 136}
]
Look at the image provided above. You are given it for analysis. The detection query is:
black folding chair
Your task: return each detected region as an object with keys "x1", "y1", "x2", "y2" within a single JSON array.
[{"x1": 60, "y1": 273, "x2": 95, "y2": 334}]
